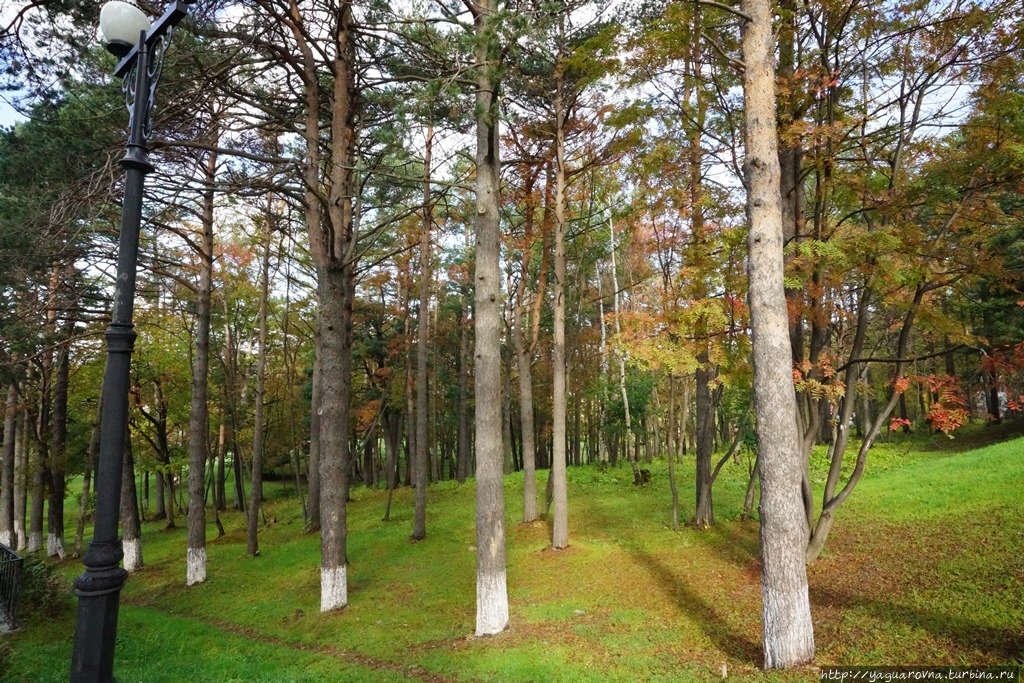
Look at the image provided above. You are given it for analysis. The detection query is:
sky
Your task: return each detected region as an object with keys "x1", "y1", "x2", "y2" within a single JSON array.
[
  {"x1": 0, "y1": 92, "x2": 27, "y2": 128},
  {"x1": 1, "y1": 0, "x2": 28, "y2": 128}
]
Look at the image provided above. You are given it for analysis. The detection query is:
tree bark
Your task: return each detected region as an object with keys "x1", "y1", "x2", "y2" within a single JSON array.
[
  {"x1": 667, "y1": 375, "x2": 679, "y2": 531},
  {"x1": 609, "y1": 212, "x2": 638, "y2": 484},
  {"x1": 457, "y1": 307, "x2": 472, "y2": 482},
  {"x1": 307, "y1": 327, "x2": 321, "y2": 532},
  {"x1": 413, "y1": 123, "x2": 433, "y2": 540},
  {"x1": 550, "y1": 59, "x2": 569, "y2": 550},
  {"x1": 472, "y1": 0, "x2": 509, "y2": 636},
  {"x1": 27, "y1": 364, "x2": 43, "y2": 553},
  {"x1": 14, "y1": 397, "x2": 27, "y2": 550},
  {"x1": 215, "y1": 418, "x2": 226, "y2": 512},
  {"x1": 186, "y1": 144, "x2": 217, "y2": 587},
  {"x1": 311, "y1": 0, "x2": 360, "y2": 611},
  {"x1": 382, "y1": 408, "x2": 401, "y2": 521},
  {"x1": 318, "y1": 264, "x2": 354, "y2": 611},
  {"x1": 248, "y1": 198, "x2": 273, "y2": 558},
  {"x1": 694, "y1": 356, "x2": 714, "y2": 528},
  {"x1": 121, "y1": 429, "x2": 143, "y2": 572},
  {"x1": 73, "y1": 396, "x2": 101, "y2": 557},
  {"x1": 741, "y1": 0, "x2": 816, "y2": 667},
  {"x1": 48, "y1": 332, "x2": 70, "y2": 559},
  {"x1": 512, "y1": 283, "x2": 537, "y2": 522},
  {"x1": 0, "y1": 383, "x2": 16, "y2": 547}
]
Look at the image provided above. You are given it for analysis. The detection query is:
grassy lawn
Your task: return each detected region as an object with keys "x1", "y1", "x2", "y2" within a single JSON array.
[{"x1": 3, "y1": 425, "x2": 1022, "y2": 682}]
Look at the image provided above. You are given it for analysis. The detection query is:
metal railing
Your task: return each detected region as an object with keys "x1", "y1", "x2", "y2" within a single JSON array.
[{"x1": 0, "y1": 543, "x2": 23, "y2": 630}]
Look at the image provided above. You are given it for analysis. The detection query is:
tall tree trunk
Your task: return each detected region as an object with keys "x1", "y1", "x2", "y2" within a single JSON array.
[
  {"x1": 550, "y1": 57, "x2": 569, "y2": 550},
  {"x1": 597, "y1": 272, "x2": 608, "y2": 464},
  {"x1": 609, "y1": 213, "x2": 638, "y2": 484},
  {"x1": 215, "y1": 419, "x2": 226, "y2": 511},
  {"x1": 29, "y1": 364, "x2": 47, "y2": 553},
  {"x1": 187, "y1": 144, "x2": 217, "y2": 587},
  {"x1": 413, "y1": 123, "x2": 433, "y2": 540},
  {"x1": 741, "y1": 0, "x2": 815, "y2": 667},
  {"x1": 513, "y1": 159, "x2": 546, "y2": 509},
  {"x1": 14, "y1": 397, "x2": 28, "y2": 550},
  {"x1": 310, "y1": 1, "x2": 360, "y2": 612},
  {"x1": 0, "y1": 382, "x2": 16, "y2": 547},
  {"x1": 667, "y1": 375, "x2": 679, "y2": 531},
  {"x1": 457, "y1": 307, "x2": 472, "y2": 482},
  {"x1": 48, "y1": 330, "x2": 71, "y2": 559},
  {"x1": 501, "y1": 342, "x2": 513, "y2": 475},
  {"x1": 687, "y1": 35, "x2": 715, "y2": 527},
  {"x1": 513, "y1": 261, "x2": 537, "y2": 522},
  {"x1": 74, "y1": 396, "x2": 101, "y2": 557},
  {"x1": 307, "y1": 327, "x2": 321, "y2": 531},
  {"x1": 317, "y1": 263, "x2": 354, "y2": 612},
  {"x1": 282, "y1": 253, "x2": 306, "y2": 522},
  {"x1": 382, "y1": 408, "x2": 401, "y2": 521},
  {"x1": 154, "y1": 460, "x2": 166, "y2": 521},
  {"x1": 34, "y1": 271, "x2": 55, "y2": 555},
  {"x1": 472, "y1": 0, "x2": 509, "y2": 636},
  {"x1": 121, "y1": 430, "x2": 143, "y2": 572},
  {"x1": 403, "y1": 285, "x2": 416, "y2": 489},
  {"x1": 248, "y1": 198, "x2": 273, "y2": 558},
  {"x1": 694, "y1": 356, "x2": 714, "y2": 528}
]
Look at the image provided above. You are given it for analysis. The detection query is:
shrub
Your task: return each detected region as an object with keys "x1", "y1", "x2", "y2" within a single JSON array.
[{"x1": 19, "y1": 555, "x2": 70, "y2": 618}]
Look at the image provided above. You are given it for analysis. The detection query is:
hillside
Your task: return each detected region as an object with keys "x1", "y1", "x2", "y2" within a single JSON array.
[{"x1": 5, "y1": 432, "x2": 1023, "y2": 682}]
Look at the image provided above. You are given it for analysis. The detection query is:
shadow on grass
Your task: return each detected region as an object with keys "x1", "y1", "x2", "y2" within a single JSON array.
[
  {"x1": 812, "y1": 585, "x2": 1024, "y2": 661},
  {"x1": 686, "y1": 520, "x2": 761, "y2": 572},
  {"x1": 582, "y1": 495, "x2": 761, "y2": 664},
  {"x1": 626, "y1": 545, "x2": 763, "y2": 666},
  {"x1": 919, "y1": 417, "x2": 1024, "y2": 453}
]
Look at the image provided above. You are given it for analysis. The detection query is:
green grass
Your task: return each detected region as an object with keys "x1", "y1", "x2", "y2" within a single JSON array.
[{"x1": 5, "y1": 425, "x2": 1023, "y2": 681}]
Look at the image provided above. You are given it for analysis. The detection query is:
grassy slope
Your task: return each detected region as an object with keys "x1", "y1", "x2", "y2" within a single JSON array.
[{"x1": 4, "y1": 429, "x2": 1022, "y2": 682}]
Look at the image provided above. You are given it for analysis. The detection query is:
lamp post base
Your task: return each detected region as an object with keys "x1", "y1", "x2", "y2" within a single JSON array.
[{"x1": 70, "y1": 540, "x2": 128, "y2": 683}]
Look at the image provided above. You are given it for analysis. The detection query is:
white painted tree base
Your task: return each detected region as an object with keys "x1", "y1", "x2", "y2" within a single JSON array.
[
  {"x1": 123, "y1": 538, "x2": 143, "y2": 572},
  {"x1": 13, "y1": 523, "x2": 23, "y2": 551},
  {"x1": 27, "y1": 532, "x2": 41, "y2": 553},
  {"x1": 186, "y1": 547, "x2": 206, "y2": 586},
  {"x1": 0, "y1": 530, "x2": 10, "y2": 547},
  {"x1": 475, "y1": 569, "x2": 509, "y2": 636},
  {"x1": 47, "y1": 534, "x2": 66, "y2": 559},
  {"x1": 320, "y1": 565, "x2": 347, "y2": 612}
]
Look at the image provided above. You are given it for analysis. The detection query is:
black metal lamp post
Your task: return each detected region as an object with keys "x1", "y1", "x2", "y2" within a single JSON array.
[{"x1": 70, "y1": 1, "x2": 192, "y2": 681}]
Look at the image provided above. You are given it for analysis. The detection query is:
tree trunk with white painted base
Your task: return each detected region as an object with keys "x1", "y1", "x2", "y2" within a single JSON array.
[
  {"x1": 186, "y1": 143, "x2": 217, "y2": 587},
  {"x1": 121, "y1": 431, "x2": 143, "y2": 572},
  {"x1": 318, "y1": 265, "x2": 353, "y2": 612},
  {"x1": 472, "y1": 0, "x2": 509, "y2": 637},
  {"x1": 741, "y1": 0, "x2": 815, "y2": 668}
]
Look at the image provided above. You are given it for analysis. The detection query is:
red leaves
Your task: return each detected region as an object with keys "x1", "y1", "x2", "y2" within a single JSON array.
[
  {"x1": 926, "y1": 404, "x2": 969, "y2": 436},
  {"x1": 889, "y1": 416, "x2": 912, "y2": 431},
  {"x1": 918, "y1": 374, "x2": 969, "y2": 435}
]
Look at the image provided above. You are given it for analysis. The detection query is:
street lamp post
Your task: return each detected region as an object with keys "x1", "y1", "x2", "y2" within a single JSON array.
[{"x1": 70, "y1": 2, "x2": 192, "y2": 681}]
